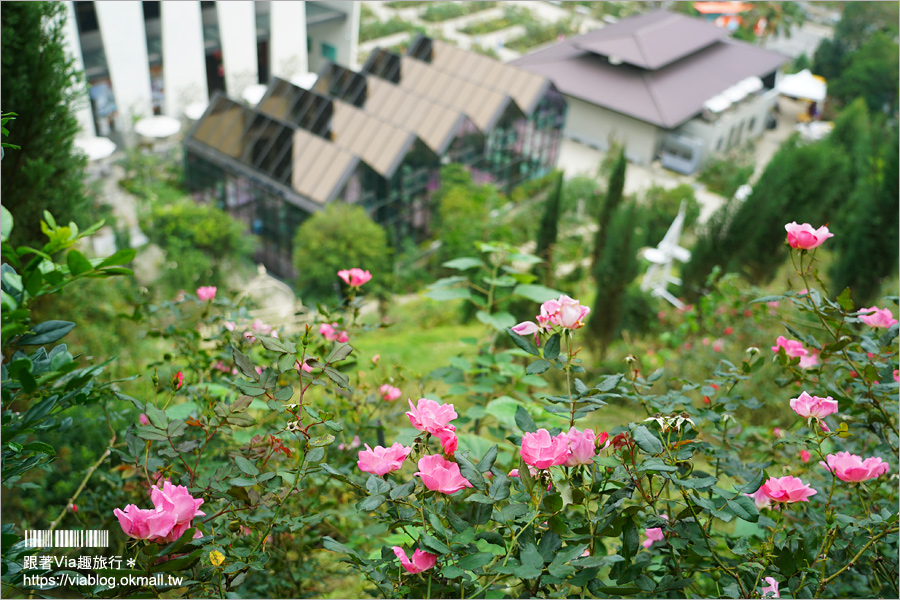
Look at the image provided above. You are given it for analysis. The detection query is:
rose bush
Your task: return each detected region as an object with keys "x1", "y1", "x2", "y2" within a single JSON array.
[{"x1": 3, "y1": 219, "x2": 897, "y2": 599}]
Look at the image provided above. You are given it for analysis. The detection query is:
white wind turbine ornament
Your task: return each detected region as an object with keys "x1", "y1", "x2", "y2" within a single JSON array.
[{"x1": 640, "y1": 201, "x2": 692, "y2": 309}]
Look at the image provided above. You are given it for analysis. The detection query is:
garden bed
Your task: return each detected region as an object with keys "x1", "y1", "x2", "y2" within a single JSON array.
[
  {"x1": 420, "y1": 1, "x2": 497, "y2": 23},
  {"x1": 458, "y1": 7, "x2": 530, "y2": 36}
]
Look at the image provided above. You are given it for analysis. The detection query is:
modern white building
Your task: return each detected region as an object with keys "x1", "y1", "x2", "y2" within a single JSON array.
[{"x1": 63, "y1": 1, "x2": 359, "y2": 138}]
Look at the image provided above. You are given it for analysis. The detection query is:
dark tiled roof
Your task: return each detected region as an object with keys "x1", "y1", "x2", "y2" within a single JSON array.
[{"x1": 513, "y1": 10, "x2": 787, "y2": 129}]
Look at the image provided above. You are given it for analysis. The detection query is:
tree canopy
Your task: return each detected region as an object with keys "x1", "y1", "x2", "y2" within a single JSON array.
[
  {"x1": 1, "y1": 1, "x2": 90, "y2": 249},
  {"x1": 292, "y1": 203, "x2": 390, "y2": 300}
]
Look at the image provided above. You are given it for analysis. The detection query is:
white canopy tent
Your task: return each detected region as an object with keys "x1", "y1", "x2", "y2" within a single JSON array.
[{"x1": 777, "y1": 69, "x2": 827, "y2": 102}]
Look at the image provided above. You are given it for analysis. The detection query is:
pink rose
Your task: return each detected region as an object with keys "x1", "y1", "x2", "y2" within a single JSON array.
[
  {"x1": 113, "y1": 505, "x2": 176, "y2": 541},
  {"x1": 414, "y1": 454, "x2": 473, "y2": 494},
  {"x1": 893, "y1": 369, "x2": 898, "y2": 383},
  {"x1": 372, "y1": 354, "x2": 380, "y2": 365},
  {"x1": 520, "y1": 429, "x2": 569, "y2": 470},
  {"x1": 559, "y1": 427, "x2": 596, "y2": 466},
  {"x1": 762, "y1": 576, "x2": 780, "y2": 598},
  {"x1": 744, "y1": 487, "x2": 772, "y2": 510},
  {"x1": 799, "y1": 450, "x2": 812, "y2": 463},
  {"x1": 789, "y1": 391, "x2": 838, "y2": 420},
  {"x1": 771, "y1": 336, "x2": 807, "y2": 359},
  {"x1": 760, "y1": 476, "x2": 817, "y2": 503},
  {"x1": 392, "y1": 547, "x2": 437, "y2": 574},
  {"x1": 406, "y1": 398, "x2": 457, "y2": 436},
  {"x1": 537, "y1": 295, "x2": 590, "y2": 331},
  {"x1": 139, "y1": 413, "x2": 149, "y2": 426},
  {"x1": 196, "y1": 286, "x2": 217, "y2": 301},
  {"x1": 642, "y1": 515, "x2": 668, "y2": 548},
  {"x1": 319, "y1": 323, "x2": 349, "y2": 343},
  {"x1": 436, "y1": 429, "x2": 458, "y2": 455},
  {"x1": 784, "y1": 222, "x2": 833, "y2": 250},
  {"x1": 337, "y1": 268, "x2": 373, "y2": 288},
  {"x1": 820, "y1": 452, "x2": 890, "y2": 483},
  {"x1": 172, "y1": 371, "x2": 183, "y2": 391},
  {"x1": 357, "y1": 443, "x2": 411, "y2": 476},
  {"x1": 379, "y1": 384, "x2": 402, "y2": 401},
  {"x1": 151, "y1": 481, "x2": 205, "y2": 527},
  {"x1": 296, "y1": 359, "x2": 314, "y2": 373},
  {"x1": 223, "y1": 321, "x2": 237, "y2": 332},
  {"x1": 511, "y1": 321, "x2": 540, "y2": 343},
  {"x1": 712, "y1": 338, "x2": 724, "y2": 353},
  {"x1": 508, "y1": 469, "x2": 520, "y2": 478},
  {"x1": 251, "y1": 318, "x2": 272, "y2": 335},
  {"x1": 798, "y1": 350, "x2": 819, "y2": 370},
  {"x1": 350, "y1": 435, "x2": 361, "y2": 449},
  {"x1": 859, "y1": 306, "x2": 898, "y2": 328}
]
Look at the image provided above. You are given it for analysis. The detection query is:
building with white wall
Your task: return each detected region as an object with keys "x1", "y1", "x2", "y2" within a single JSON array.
[
  {"x1": 513, "y1": 10, "x2": 787, "y2": 172},
  {"x1": 64, "y1": 1, "x2": 359, "y2": 138}
]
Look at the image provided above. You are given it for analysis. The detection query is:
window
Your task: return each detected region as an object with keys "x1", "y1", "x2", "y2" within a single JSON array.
[
  {"x1": 716, "y1": 138, "x2": 723, "y2": 151},
  {"x1": 749, "y1": 117, "x2": 757, "y2": 132},
  {"x1": 321, "y1": 42, "x2": 337, "y2": 62}
]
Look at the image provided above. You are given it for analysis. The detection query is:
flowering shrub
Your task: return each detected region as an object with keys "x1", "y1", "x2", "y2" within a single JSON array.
[{"x1": 3, "y1": 218, "x2": 897, "y2": 599}]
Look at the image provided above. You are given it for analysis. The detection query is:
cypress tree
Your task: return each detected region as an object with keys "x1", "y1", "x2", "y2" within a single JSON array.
[
  {"x1": 830, "y1": 124, "x2": 898, "y2": 304},
  {"x1": 588, "y1": 199, "x2": 641, "y2": 356},
  {"x1": 534, "y1": 170, "x2": 563, "y2": 286},
  {"x1": 1, "y1": 1, "x2": 89, "y2": 249},
  {"x1": 591, "y1": 147, "x2": 627, "y2": 271}
]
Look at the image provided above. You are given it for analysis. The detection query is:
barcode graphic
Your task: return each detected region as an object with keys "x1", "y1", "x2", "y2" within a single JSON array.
[{"x1": 25, "y1": 530, "x2": 108, "y2": 548}]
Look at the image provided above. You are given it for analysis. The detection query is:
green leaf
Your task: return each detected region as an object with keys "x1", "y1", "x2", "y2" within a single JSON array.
[
  {"x1": 66, "y1": 249, "x2": 92, "y2": 276},
  {"x1": 526, "y1": 359, "x2": 550, "y2": 375},
  {"x1": 228, "y1": 476, "x2": 257, "y2": 487},
  {"x1": 258, "y1": 335, "x2": 288, "y2": 353},
  {"x1": 458, "y1": 552, "x2": 493, "y2": 571},
  {"x1": 356, "y1": 494, "x2": 385, "y2": 511},
  {"x1": 543, "y1": 333, "x2": 561, "y2": 360},
  {"x1": 420, "y1": 533, "x2": 450, "y2": 555},
  {"x1": 326, "y1": 342, "x2": 353, "y2": 363},
  {"x1": 96, "y1": 248, "x2": 136, "y2": 268},
  {"x1": 1, "y1": 206, "x2": 12, "y2": 242},
  {"x1": 738, "y1": 470, "x2": 766, "y2": 494},
  {"x1": 466, "y1": 493, "x2": 495, "y2": 504},
  {"x1": 235, "y1": 456, "x2": 259, "y2": 477},
  {"x1": 146, "y1": 405, "x2": 169, "y2": 429},
  {"x1": 513, "y1": 284, "x2": 563, "y2": 303},
  {"x1": 230, "y1": 345, "x2": 256, "y2": 379},
  {"x1": 726, "y1": 496, "x2": 759, "y2": 523},
  {"x1": 507, "y1": 329, "x2": 540, "y2": 356},
  {"x1": 18, "y1": 320, "x2": 75, "y2": 345},
  {"x1": 520, "y1": 542, "x2": 544, "y2": 570},
  {"x1": 476, "y1": 310, "x2": 516, "y2": 331},
  {"x1": 456, "y1": 453, "x2": 486, "y2": 491},
  {"x1": 323, "y1": 367, "x2": 349, "y2": 389},
  {"x1": 309, "y1": 434, "x2": 335, "y2": 447},
  {"x1": 673, "y1": 476, "x2": 717, "y2": 490},
  {"x1": 475, "y1": 445, "x2": 498, "y2": 472},
  {"x1": 442, "y1": 257, "x2": 484, "y2": 270},
  {"x1": 515, "y1": 405, "x2": 537, "y2": 433},
  {"x1": 836, "y1": 287, "x2": 854, "y2": 311},
  {"x1": 391, "y1": 480, "x2": 416, "y2": 499},
  {"x1": 425, "y1": 287, "x2": 472, "y2": 301},
  {"x1": 631, "y1": 425, "x2": 663, "y2": 455}
]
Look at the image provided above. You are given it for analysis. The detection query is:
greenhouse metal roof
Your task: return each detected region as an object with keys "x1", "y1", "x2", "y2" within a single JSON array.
[
  {"x1": 258, "y1": 77, "x2": 419, "y2": 177},
  {"x1": 364, "y1": 77, "x2": 466, "y2": 155},
  {"x1": 187, "y1": 94, "x2": 358, "y2": 206},
  {"x1": 362, "y1": 49, "x2": 518, "y2": 133},
  {"x1": 408, "y1": 37, "x2": 550, "y2": 115}
]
